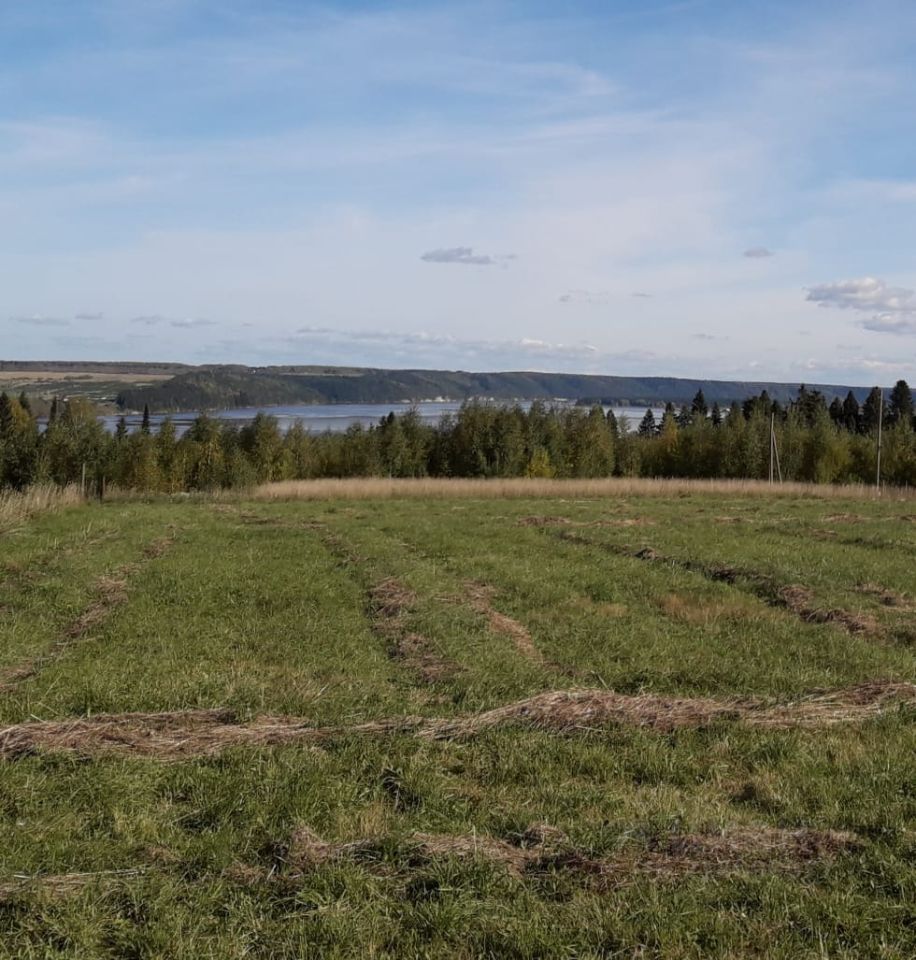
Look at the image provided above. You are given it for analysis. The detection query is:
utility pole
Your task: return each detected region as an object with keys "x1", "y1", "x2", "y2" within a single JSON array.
[
  {"x1": 769, "y1": 412, "x2": 775, "y2": 484},
  {"x1": 876, "y1": 389, "x2": 884, "y2": 493}
]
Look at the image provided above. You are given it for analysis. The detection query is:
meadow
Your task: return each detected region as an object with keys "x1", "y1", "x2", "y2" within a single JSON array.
[{"x1": 0, "y1": 481, "x2": 914, "y2": 958}]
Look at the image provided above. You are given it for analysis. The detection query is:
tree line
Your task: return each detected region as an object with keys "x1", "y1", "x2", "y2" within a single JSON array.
[{"x1": 0, "y1": 382, "x2": 914, "y2": 493}]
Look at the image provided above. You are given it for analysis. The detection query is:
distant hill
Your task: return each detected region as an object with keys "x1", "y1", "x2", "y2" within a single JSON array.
[{"x1": 110, "y1": 364, "x2": 879, "y2": 413}]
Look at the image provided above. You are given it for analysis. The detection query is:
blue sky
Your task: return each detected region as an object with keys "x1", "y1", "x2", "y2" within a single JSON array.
[{"x1": 2, "y1": 0, "x2": 916, "y2": 384}]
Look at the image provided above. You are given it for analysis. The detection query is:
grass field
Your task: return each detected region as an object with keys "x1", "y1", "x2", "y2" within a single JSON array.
[{"x1": 1, "y1": 484, "x2": 914, "y2": 958}]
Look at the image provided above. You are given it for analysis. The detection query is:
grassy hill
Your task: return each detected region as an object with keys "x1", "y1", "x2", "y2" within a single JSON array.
[{"x1": 113, "y1": 364, "x2": 877, "y2": 412}]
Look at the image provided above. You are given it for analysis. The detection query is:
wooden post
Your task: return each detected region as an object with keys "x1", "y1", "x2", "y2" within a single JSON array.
[{"x1": 81, "y1": 462, "x2": 87, "y2": 498}]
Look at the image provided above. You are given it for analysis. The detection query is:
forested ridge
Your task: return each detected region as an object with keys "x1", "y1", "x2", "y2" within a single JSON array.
[
  {"x1": 1, "y1": 382, "x2": 914, "y2": 492},
  {"x1": 115, "y1": 365, "x2": 877, "y2": 413}
]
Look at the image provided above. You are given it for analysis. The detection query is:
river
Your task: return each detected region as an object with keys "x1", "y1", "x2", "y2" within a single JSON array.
[{"x1": 100, "y1": 401, "x2": 664, "y2": 436}]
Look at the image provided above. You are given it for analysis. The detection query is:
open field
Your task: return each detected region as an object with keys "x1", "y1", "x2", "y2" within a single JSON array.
[
  {"x1": 0, "y1": 485, "x2": 914, "y2": 957},
  {"x1": 0, "y1": 370, "x2": 173, "y2": 404}
]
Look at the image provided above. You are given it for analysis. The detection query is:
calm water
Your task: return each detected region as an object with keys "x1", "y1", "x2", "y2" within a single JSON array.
[{"x1": 101, "y1": 401, "x2": 663, "y2": 436}]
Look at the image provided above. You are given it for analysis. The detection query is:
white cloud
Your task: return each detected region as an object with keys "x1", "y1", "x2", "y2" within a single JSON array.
[
  {"x1": 169, "y1": 318, "x2": 216, "y2": 329},
  {"x1": 805, "y1": 277, "x2": 916, "y2": 336},
  {"x1": 291, "y1": 325, "x2": 599, "y2": 364},
  {"x1": 743, "y1": 246, "x2": 774, "y2": 258},
  {"x1": 861, "y1": 313, "x2": 916, "y2": 335},
  {"x1": 420, "y1": 247, "x2": 515, "y2": 267},
  {"x1": 11, "y1": 315, "x2": 70, "y2": 327},
  {"x1": 559, "y1": 289, "x2": 609, "y2": 304},
  {"x1": 805, "y1": 277, "x2": 914, "y2": 312},
  {"x1": 130, "y1": 314, "x2": 215, "y2": 328}
]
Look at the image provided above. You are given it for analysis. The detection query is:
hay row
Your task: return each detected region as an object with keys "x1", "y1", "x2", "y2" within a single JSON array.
[
  {"x1": 248, "y1": 822, "x2": 859, "y2": 884},
  {"x1": 517, "y1": 516, "x2": 652, "y2": 528},
  {"x1": 0, "y1": 868, "x2": 145, "y2": 902},
  {"x1": 0, "y1": 824, "x2": 856, "y2": 902},
  {"x1": 369, "y1": 577, "x2": 457, "y2": 684},
  {"x1": 1, "y1": 681, "x2": 912, "y2": 760},
  {"x1": 0, "y1": 533, "x2": 176, "y2": 693},
  {"x1": 464, "y1": 581, "x2": 548, "y2": 666},
  {"x1": 558, "y1": 531, "x2": 884, "y2": 638}
]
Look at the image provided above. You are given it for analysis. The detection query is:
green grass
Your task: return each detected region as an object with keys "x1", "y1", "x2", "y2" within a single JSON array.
[{"x1": 0, "y1": 491, "x2": 914, "y2": 958}]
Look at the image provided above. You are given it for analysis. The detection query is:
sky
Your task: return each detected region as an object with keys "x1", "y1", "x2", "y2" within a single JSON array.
[{"x1": 2, "y1": 0, "x2": 916, "y2": 385}]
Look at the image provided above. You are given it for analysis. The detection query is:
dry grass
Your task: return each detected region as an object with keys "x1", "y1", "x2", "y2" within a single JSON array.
[
  {"x1": 465, "y1": 581, "x2": 547, "y2": 665},
  {"x1": 659, "y1": 593, "x2": 758, "y2": 626},
  {"x1": 0, "y1": 868, "x2": 147, "y2": 902},
  {"x1": 0, "y1": 533, "x2": 176, "y2": 693},
  {"x1": 517, "y1": 515, "x2": 652, "y2": 528},
  {"x1": 369, "y1": 578, "x2": 456, "y2": 683},
  {"x1": 253, "y1": 477, "x2": 916, "y2": 501},
  {"x1": 774, "y1": 585, "x2": 879, "y2": 635},
  {"x1": 0, "y1": 485, "x2": 84, "y2": 533},
  {"x1": 423, "y1": 682, "x2": 916, "y2": 739},
  {"x1": 857, "y1": 582, "x2": 915, "y2": 609},
  {"x1": 2, "y1": 682, "x2": 912, "y2": 759},
  {"x1": 254, "y1": 822, "x2": 858, "y2": 884},
  {"x1": 564, "y1": 532, "x2": 884, "y2": 638}
]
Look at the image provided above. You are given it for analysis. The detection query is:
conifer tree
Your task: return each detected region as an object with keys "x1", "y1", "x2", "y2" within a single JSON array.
[
  {"x1": 0, "y1": 393, "x2": 12, "y2": 435},
  {"x1": 861, "y1": 387, "x2": 883, "y2": 433},
  {"x1": 841, "y1": 391, "x2": 860, "y2": 433},
  {"x1": 638, "y1": 408, "x2": 657, "y2": 436},
  {"x1": 690, "y1": 389, "x2": 708, "y2": 419},
  {"x1": 887, "y1": 380, "x2": 913, "y2": 428},
  {"x1": 605, "y1": 408, "x2": 619, "y2": 438}
]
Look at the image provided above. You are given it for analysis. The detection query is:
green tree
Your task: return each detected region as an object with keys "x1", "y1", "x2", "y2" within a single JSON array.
[
  {"x1": 887, "y1": 380, "x2": 913, "y2": 428},
  {"x1": 567, "y1": 405, "x2": 614, "y2": 477},
  {"x1": 861, "y1": 388, "x2": 883, "y2": 434},
  {"x1": 637, "y1": 409, "x2": 656, "y2": 437},
  {"x1": 841, "y1": 391, "x2": 861, "y2": 433},
  {"x1": 239, "y1": 413, "x2": 285, "y2": 482}
]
